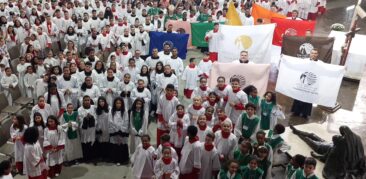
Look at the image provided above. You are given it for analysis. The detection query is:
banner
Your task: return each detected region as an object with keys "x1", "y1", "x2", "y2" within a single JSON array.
[
  {"x1": 282, "y1": 36, "x2": 335, "y2": 63},
  {"x1": 191, "y1": 22, "x2": 215, "y2": 47},
  {"x1": 209, "y1": 63, "x2": 270, "y2": 96},
  {"x1": 226, "y1": 1, "x2": 242, "y2": 25},
  {"x1": 251, "y1": 4, "x2": 286, "y2": 24},
  {"x1": 217, "y1": 24, "x2": 275, "y2": 64},
  {"x1": 165, "y1": 20, "x2": 193, "y2": 48},
  {"x1": 149, "y1": 31, "x2": 189, "y2": 59},
  {"x1": 275, "y1": 55, "x2": 345, "y2": 107},
  {"x1": 271, "y1": 18, "x2": 316, "y2": 46}
]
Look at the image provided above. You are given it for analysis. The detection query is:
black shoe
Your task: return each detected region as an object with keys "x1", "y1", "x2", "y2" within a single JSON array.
[{"x1": 289, "y1": 125, "x2": 297, "y2": 133}]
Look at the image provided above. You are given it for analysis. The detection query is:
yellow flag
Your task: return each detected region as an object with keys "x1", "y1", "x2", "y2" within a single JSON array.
[{"x1": 226, "y1": 1, "x2": 242, "y2": 26}]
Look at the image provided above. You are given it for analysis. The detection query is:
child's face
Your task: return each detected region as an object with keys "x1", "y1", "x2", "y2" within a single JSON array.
[
  {"x1": 27, "y1": 67, "x2": 33, "y2": 73},
  {"x1": 222, "y1": 123, "x2": 231, "y2": 132},
  {"x1": 177, "y1": 106, "x2": 184, "y2": 114},
  {"x1": 209, "y1": 94, "x2": 216, "y2": 102},
  {"x1": 136, "y1": 101, "x2": 142, "y2": 109},
  {"x1": 38, "y1": 98, "x2": 45, "y2": 106},
  {"x1": 165, "y1": 88, "x2": 174, "y2": 96},
  {"x1": 198, "y1": 116, "x2": 206, "y2": 126},
  {"x1": 193, "y1": 98, "x2": 202, "y2": 106},
  {"x1": 115, "y1": 100, "x2": 122, "y2": 109},
  {"x1": 12, "y1": 117, "x2": 18, "y2": 125},
  {"x1": 205, "y1": 136, "x2": 213, "y2": 144},
  {"x1": 304, "y1": 164, "x2": 315, "y2": 176},
  {"x1": 162, "y1": 148, "x2": 172, "y2": 158},
  {"x1": 228, "y1": 162, "x2": 239, "y2": 174},
  {"x1": 5, "y1": 68, "x2": 11, "y2": 75},
  {"x1": 124, "y1": 75, "x2": 131, "y2": 82},
  {"x1": 265, "y1": 93, "x2": 272, "y2": 102},
  {"x1": 206, "y1": 108, "x2": 214, "y2": 116},
  {"x1": 200, "y1": 79, "x2": 207, "y2": 86},
  {"x1": 249, "y1": 160, "x2": 258, "y2": 169},
  {"x1": 48, "y1": 119, "x2": 56, "y2": 127},
  {"x1": 35, "y1": 116, "x2": 42, "y2": 123},
  {"x1": 258, "y1": 150, "x2": 268, "y2": 159},
  {"x1": 231, "y1": 81, "x2": 240, "y2": 89},
  {"x1": 240, "y1": 143, "x2": 249, "y2": 154},
  {"x1": 217, "y1": 109, "x2": 225, "y2": 117},
  {"x1": 141, "y1": 137, "x2": 150, "y2": 148},
  {"x1": 67, "y1": 105, "x2": 73, "y2": 113},
  {"x1": 251, "y1": 90, "x2": 257, "y2": 97},
  {"x1": 98, "y1": 99, "x2": 105, "y2": 107},
  {"x1": 256, "y1": 134, "x2": 266, "y2": 145},
  {"x1": 246, "y1": 107, "x2": 255, "y2": 116}
]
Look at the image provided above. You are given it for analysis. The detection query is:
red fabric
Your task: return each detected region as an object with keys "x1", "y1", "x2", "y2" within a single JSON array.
[
  {"x1": 232, "y1": 88, "x2": 241, "y2": 93},
  {"x1": 56, "y1": 145, "x2": 65, "y2": 150},
  {"x1": 192, "y1": 105, "x2": 203, "y2": 110},
  {"x1": 43, "y1": 145, "x2": 53, "y2": 151},
  {"x1": 28, "y1": 169, "x2": 48, "y2": 179},
  {"x1": 199, "y1": 85, "x2": 207, "y2": 91},
  {"x1": 198, "y1": 124, "x2": 207, "y2": 131},
  {"x1": 223, "y1": 96, "x2": 229, "y2": 102},
  {"x1": 221, "y1": 131, "x2": 231, "y2": 139},
  {"x1": 205, "y1": 114, "x2": 212, "y2": 121},
  {"x1": 143, "y1": 144, "x2": 151, "y2": 150},
  {"x1": 208, "y1": 101, "x2": 216, "y2": 107},
  {"x1": 271, "y1": 18, "x2": 316, "y2": 46},
  {"x1": 157, "y1": 114, "x2": 164, "y2": 122},
  {"x1": 234, "y1": 103, "x2": 245, "y2": 110},
  {"x1": 188, "y1": 64, "x2": 195, "y2": 68},
  {"x1": 212, "y1": 124, "x2": 221, "y2": 133},
  {"x1": 204, "y1": 36, "x2": 209, "y2": 42},
  {"x1": 218, "y1": 115, "x2": 227, "y2": 122},
  {"x1": 218, "y1": 84, "x2": 227, "y2": 91},
  {"x1": 209, "y1": 52, "x2": 218, "y2": 62},
  {"x1": 199, "y1": 73, "x2": 209, "y2": 78},
  {"x1": 181, "y1": 170, "x2": 199, "y2": 179},
  {"x1": 204, "y1": 143, "x2": 214, "y2": 151},
  {"x1": 38, "y1": 103, "x2": 45, "y2": 109},
  {"x1": 177, "y1": 120, "x2": 183, "y2": 137},
  {"x1": 16, "y1": 162, "x2": 23, "y2": 173},
  {"x1": 318, "y1": 6, "x2": 326, "y2": 14},
  {"x1": 189, "y1": 136, "x2": 199, "y2": 144},
  {"x1": 157, "y1": 129, "x2": 170, "y2": 146},
  {"x1": 166, "y1": 94, "x2": 174, "y2": 100},
  {"x1": 48, "y1": 164, "x2": 62, "y2": 178},
  {"x1": 307, "y1": 13, "x2": 317, "y2": 21},
  {"x1": 184, "y1": 89, "x2": 194, "y2": 99},
  {"x1": 162, "y1": 157, "x2": 172, "y2": 164}
]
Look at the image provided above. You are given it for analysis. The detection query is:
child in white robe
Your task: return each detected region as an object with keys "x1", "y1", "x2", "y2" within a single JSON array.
[
  {"x1": 155, "y1": 135, "x2": 179, "y2": 161},
  {"x1": 44, "y1": 83, "x2": 66, "y2": 118},
  {"x1": 95, "y1": 97, "x2": 110, "y2": 160},
  {"x1": 31, "y1": 112, "x2": 45, "y2": 149},
  {"x1": 213, "y1": 107, "x2": 232, "y2": 133},
  {"x1": 168, "y1": 104, "x2": 190, "y2": 155},
  {"x1": 16, "y1": 57, "x2": 31, "y2": 97},
  {"x1": 10, "y1": 115, "x2": 27, "y2": 174},
  {"x1": 119, "y1": 73, "x2": 135, "y2": 110},
  {"x1": 157, "y1": 65, "x2": 179, "y2": 96},
  {"x1": 0, "y1": 160, "x2": 13, "y2": 179},
  {"x1": 187, "y1": 96, "x2": 205, "y2": 126},
  {"x1": 135, "y1": 65, "x2": 150, "y2": 87},
  {"x1": 129, "y1": 98, "x2": 149, "y2": 154},
  {"x1": 182, "y1": 58, "x2": 199, "y2": 99},
  {"x1": 43, "y1": 115, "x2": 65, "y2": 178},
  {"x1": 192, "y1": 77, "x2": 211, "y2": 101},
  {"x1": 224, "y1": 77, "x2": 248, "y2": 128},
  {"x1": 34, "y1": 74, "x2": 49, "y2": 99},
  {"x1": 23, "y1": 127, "x2": 48, "y2": 179},
  {"x1": 57, "y1": 67, "x2": 79, "y2": 109},
  {"x1": 30, "y1": 96, "x2": 53, "y2": 126},
  {"x1": 61, "y1": 104, "x2": 83, "y2": 164},
  {"x1": 101, "y1": 69, "x2": 119, "y2": 105},
  {"x1": 23, "y1": 66, "x2": 38, "y2": 100},
  {"x1": 204, "y1": 106, "x2": 216, "y2": 128},
  {"x1": 197, "y1": 54, "x2": 213, "y2": 78},
  {"x1": 156, "y1": 84, "x2": 180, "y2": 146},
  {"x1": 213, "y1": 77, "x2": 231, "y2": 108},
  {"x1": 200, "y1": 132, "x2": 221, "y2": 179},
  {"x1": 166, "y1": 48, "x2": 184, "y2": 78},
  {"x1": 78, "y1": 95, "x2": 97, "y2": 163},
  {"x1": 123, "y1": 59, "x2": 139, "y2": 83},
  {"x1": 131, "y1": 135, "x2": 155, "y2": 179},
  {"x1": 203, "y1": 92, "x2": 219, "y2": 114},
  {"x1": 179, "y1": 126, "x2": 202, "y2": 178},
  {"x1": 79, "y1": 76, "x2": 101, "y2": 105},
  {"x1": 130, "y1": 79, "x2": 151, "y2": 112},
  {"x1": 0, "y1": 67, "x2": 18, "y2": 106},
  {"x1": 214, "y1": 120, "x2": 237, "y2": 162},
  {"x1": 154, "y1": 146, "x2": 180, "y2": 179},
  {"x1": 197, "y1": 115, "x2": 213, "y2": 142}
]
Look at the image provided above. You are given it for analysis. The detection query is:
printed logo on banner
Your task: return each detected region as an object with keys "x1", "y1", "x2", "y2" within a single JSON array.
[
  {"x1": 234, "y1": 35, "x2": 253, "y2": 49},
  {"x1": 280, "y1": 28, "x2": 298, "y2": 43},
  {"x1": 297, "y1": 43, "x2": 314, "y2": 58},
  {"x1": 294, "y1": 71, "x2": 318, "y2": 95},
  {"x1": 230, "y1": 75, "x2": 246, "y2": 89}
]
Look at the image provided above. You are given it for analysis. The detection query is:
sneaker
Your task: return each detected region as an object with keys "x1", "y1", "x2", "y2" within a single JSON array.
[{"x1": 116, "y1": 163, "x2": 121, "y2": 166}]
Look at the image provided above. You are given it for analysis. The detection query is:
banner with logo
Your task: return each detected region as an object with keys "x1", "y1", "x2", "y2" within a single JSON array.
[
  {"x1": 251, "y1": 4, "x2": 286, "y2": 24},
  {"x1": 149, "y1": 31, "x2": 189, "y2": 59},
  {"x1": 217, "y1": 24, "x2": 275, "y2": 64},
  {"x1": 276, "y1": 55, "x2": 345, "y2": 107},
  {"x1": 281, "y1": 36, "x2": 335, "y2": 63},
  {"x1": 271, "y1": 18, "x2": 316, "y2": 46},
  {"x1": 209, "y1": 63, "x2": 270, "y2": 96},
  {"x1": 165, "y1": 20, "x2": 193, "y2": 48},
  {"x1": 191, "y1": 22, "x2": 215, "y2": 47}
]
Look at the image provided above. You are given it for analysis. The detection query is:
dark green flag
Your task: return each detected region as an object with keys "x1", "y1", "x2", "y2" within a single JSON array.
[{"x1": 191, "y1": 22, "x2": 215, "y2": 47}]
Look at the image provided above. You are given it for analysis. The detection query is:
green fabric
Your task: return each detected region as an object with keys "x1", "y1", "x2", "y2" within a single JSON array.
[
  {"x1": 191, "y1": 22, "x2": 214, "y2": 47},
  {"x1": 148, "y1": 7, "x2": 161, "y2": 16},
  {"x1": 219, "y1": 169, "x2": 242, "y2": 179},
  {"x1": 260, "y1": 100, "x2": 274, "y2": 130},
  {"x1": 258, "y1": 159, "x2": 271, "y2": 179},
  {"x1": 63, "y1": 112, "x2": 78, "y2": 139},
  {"x1": 241, "y1": 166, "x2": 263, "y2": 179},
  {"x1": 233, "y1": 150, "x2": 251, "y2": 167},
  {"x1": 241, "y1": 113, "x2": 260, "y2": 139},
  {"x1": 286, "y1": 164, "x2": 297, "y2": 179},
  {"x1": 164, "y1": 14, "x2": 178, "y2": 28},
  {"x1": 268, "y1": 136, "x2": 284, "y2": 150},
  {"x1": 197, "y1": 13, "x2": 210, "y2": 22},
  {"x1": 249, "y1": 95, "x2": 260, "y2": 107},
  {"x1": 133, "y1": 111, "x2": 143, "y2": 132},
  {"x1": 176, "y1": 14, "x2": 183, "y2": 19},
  {"x1": 294, "y1": 169, "x2": 319, "y2": 179}
]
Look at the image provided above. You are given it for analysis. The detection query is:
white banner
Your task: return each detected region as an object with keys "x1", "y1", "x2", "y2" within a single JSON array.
[
  {"x1": 218, "y1": 24, "x2": 275, "y2": 64},
  {"x1": 275, "y1": 55, "x2": 345, "y2": 107},
  {"x1": 209, "y1": 63, "x2": 270, "y2": 96}
]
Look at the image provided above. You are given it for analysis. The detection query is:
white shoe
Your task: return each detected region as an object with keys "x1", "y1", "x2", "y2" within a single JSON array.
[
  {"x1": 55, "y1": 173, "x2": 59, "y2": 177},
  {"x1": 116, "y1": 163, "x2": 121, "y2": 166}
]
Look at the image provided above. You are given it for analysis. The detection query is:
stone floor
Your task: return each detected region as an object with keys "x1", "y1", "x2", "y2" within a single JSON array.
[{"x1": 13, "y1": 0, "x2": 366, "y2": 178}]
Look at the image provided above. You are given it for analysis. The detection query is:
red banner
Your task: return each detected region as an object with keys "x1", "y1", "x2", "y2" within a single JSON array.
[{"x1": 271, "y1": 18, "x2": 316, "y2": 46}]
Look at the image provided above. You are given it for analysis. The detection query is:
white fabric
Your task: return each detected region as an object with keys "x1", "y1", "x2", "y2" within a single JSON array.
[
  {"x1": 276, "y1": 55, "x2": 345, "y2": 107},
  {"x1": 43, "y1": 126, "x2": 65, "y2": 166},
  {"x1": 218, "y1": 24, "x2": 275, "y2": 64},
  {"x1": 179, "y1": 137, "x2": 202, "y2": 174},
  {"x1": 214, "y1": 131, "x2": 237, "y2": 160},
  {"x1": 10, "y1": 125, "x2": 27, "y2": 162},
  {"x1": 197, "y1": 127, "x2": 212, "y2": 142},
  {"x1": 157, "y1": 96, "x2": 180, "y2": 130},
  {"x1": 199, "y1": 146, "x2": 221, "y2": 179},
  {"x1": 78, "y1": 106, "x2": 97, "y2": 144},
  {"x1": 131, "y1": 145, "x2": 155, "y2": 178},
  {"x1": 23, "y1": 142, "x2": 48, "y2": 177},
  {"x1": 168, "y1": 113, "x2": 190, "y2": 148},
  {"x1": 205, "y1": 30, "x2": 223, "y2": 53},
  {"x1": 155, "y1": 145, "x2": 179, "y2": 162},
  {"x1": 154, "y1": 158, "x2": 180, "y2": 179},
  {"x1": 182, "y1": 66, "x2": 199, "y2": 90}
]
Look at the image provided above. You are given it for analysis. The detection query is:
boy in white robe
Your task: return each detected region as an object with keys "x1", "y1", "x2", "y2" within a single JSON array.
[
  {"x1": 192, "y1": 77, "x2": 211, "y2": 101},
  {"x1": 131, "y1": 135, "x2": 155, "y2": 179},
  {"x1": 130, "y1": 79, "x2": 151, "y2": 109},
  {"x1": 34, "y1": 74, "x2": 49, "y2": 99},
  {"x1": 23, "y1": 66, "x2": 38, "y2": 101},
  {"x1": 168, "y1": 104, "x2": 190, "y2": 155},
  {"x1": 156, "y1": 84, "x2": 180, "y2": 146},
  {"x1": 136, "y1": 25, "x2": 150, "y2": 57},
  {"x1": 146, "y1": 48, "x2": 163, "y2": 72},
  {"x1": 157, "y1": 65, "x2": 178, "y2": 96},
  {"x1": 214, "y1": 77, "x2": 232, "y2": 108},
  {"x1": 154, "y1": 146, "x2": 180, "y2": 179},
  {"x1": 197, "y1": 54, "x2": 213, "y2": 78},
  {"x1": 0, "y1": 67, "x2": 18, "y2": 105},
  {"x1": 119, "y1": 73, "x2": 135, "y2": 110},
  {"x1": 214, "y1": 120, "x2": 237, "y2": 162},
  {"x1": 187, "y1": 96, "x2": 206, "y2": 126},
  {"x1": 101, "y1": 69, "x2": 119, "y2": 106},
  {"x1": 57, "y1": 67, "x2": 79, "y2": 108},
  {"x1": 224, "y1": 77, "x2": 248, "y2": 128},
  {"x1": 179, "y1": 126, "x2": 202, "y2": 178},
  {"x1": 10, "y1": 116, "x2": 27, "y2": 174},
  {"x1": 155, "y1": 135, "x2": 179, "y2": 161},
  {"x1": 200, "y1": 132, "x2": 221, "y2": 179},
  {"x1": 31, "y1": 96, "x2": 53, "y2": 126},
  {"x1": 182, "y1": 58, "x2": 199, "y2": 99},
  {"x1": 205, "y1": 23, "x2": 222, "y2": 62},
  {"x1": 197, "y1": 115, "x2": 213, "y2": 142}
]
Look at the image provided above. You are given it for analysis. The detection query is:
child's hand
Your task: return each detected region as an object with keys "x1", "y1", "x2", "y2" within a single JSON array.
[{"x1": 229, "y1": 102, "x2": 235, "y2": 107}]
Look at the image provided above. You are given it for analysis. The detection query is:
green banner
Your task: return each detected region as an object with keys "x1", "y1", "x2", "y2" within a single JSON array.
[{"x1": 191, "y1": 22, "x2": 215, "y2": 47}]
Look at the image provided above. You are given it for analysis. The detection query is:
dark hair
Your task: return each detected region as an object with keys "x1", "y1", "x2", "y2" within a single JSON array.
[
  {"x1": 141, "y1": 134, "x2": 150, "y2": 141},
  {"x1": 189, "y1": 58, "x2": 195, "y2": 63},
  {"x1": 176, "y1": 104, "x2": 185, "y2": 110},
  {"x1": 165, "y1": 84, "x2": 175, "y2": 90},
  {"x1": 96, "y1": 96, "x2": 109, "y2": 115},
  {"x1": 13, "y1": 115, "x2": 25, "y2": 132},
  {"x1": 112, "y1": 97, "x2": 125, "y2": 117},
  {"x1": 47, "y1": 83, "x2": 62, "y2": 108},
  {"x1": 304, "y1": 157, "x2": 317, "y2": 167},
  {"x1": 293, "y1": 154, "x2": 306, "y2": 168},
  {"x1": 206, "y1": 131, "x2": 215, "y2": 140},
  {"x1": 243, "y1": 85, "x2": 257, "y2": 96},
  {"x1": 52, "y1": 66, "x2": 62, "y2": 75},
  {"x1": 33, "y1": 112, "x2": 45, "y2": 128},
  {"x1": 139, "y1": 65, "x2": 150, "y2": 85},
  {"x1": 81, "y1": 76, "x2": 93, "y2": 91},
  {"x1": 263, "y1": 91, "x2": 276, "y2": 104},
  {"x1": 239, "y1": 140, "x2": 253, "y2": 154},
  {"x1": 46, "y1": 115, "x2": 60, "y2": 127},
  {"x1": 231, "y1": 77, "x2": 240, "y2": 83},
  {"x1": 199, "y1": 76, "x2": 207, "y2": 82},
  {"x1": 256, "y1": 18, "x2": 263, "y2": 23},
  {"x1": 129, "y1": 97, "x2": 145, "y2": 118},
  {"x1": 0, "y1": 160, "x2": 11, "y2": 176},
  {"x1": 187, "y1": 125, "x2": 198, "y2": 137},
  {"x1": 155, "y1": 61, "x2": 164, "y2": 74},
  {"x1": 217, "y1": 76, "x2": 225, "y2": 82},
  {"x1": 94, "y1": 61, "x2": 105, "y2": 74},
  {"x1": 23, "y1": 127, "x2": 39, "y2": 144},
  {"x1": 161, "y1": 133, "x2": 170, "y2": 142},
  {"x1": 274, "y1": 124, "x2": 285, "y2": 134},
  {"x1": 245, "y1": 103, "x2": 257, "y2": 111},
  {"x1": 256, "y1": 130, "x2": 266, "y2": 137}
]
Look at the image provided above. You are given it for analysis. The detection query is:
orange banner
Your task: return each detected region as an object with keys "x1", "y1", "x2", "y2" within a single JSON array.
[{"x1": 252, "y1": 3, "x2": 286, "y2": 24}]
